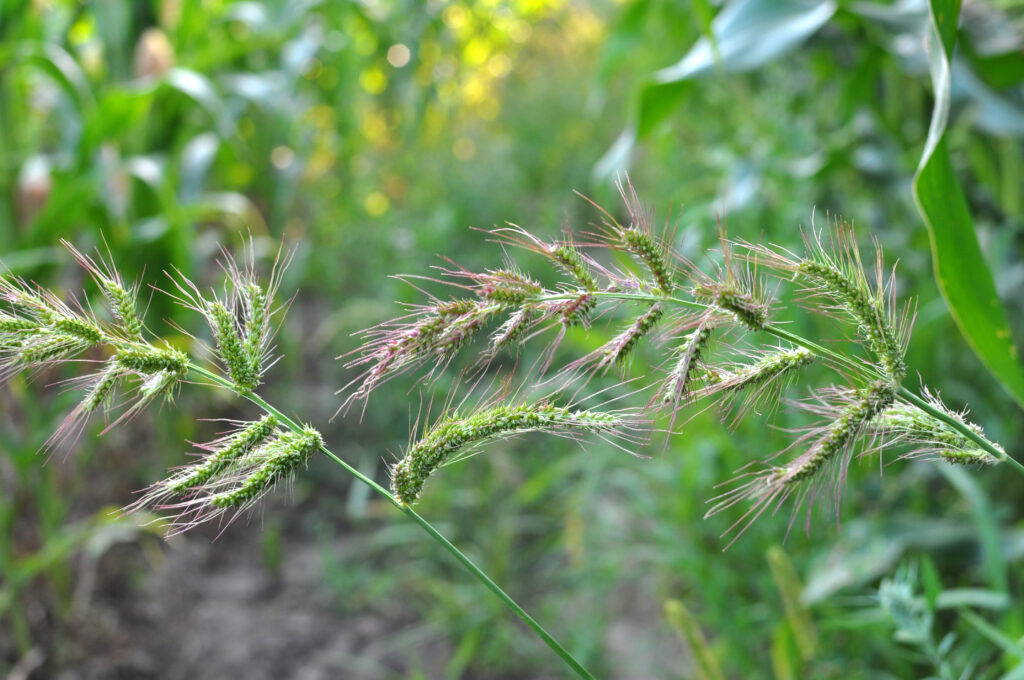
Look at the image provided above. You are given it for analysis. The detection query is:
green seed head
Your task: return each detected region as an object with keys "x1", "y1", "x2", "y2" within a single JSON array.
[
  {"x1": 621, "y1": 228, "x2": 674, "y2": 295},
  {"x1": 551, "y1": 245, "x2": 598, "y2": 291},
  {"x1": 117, "y1": 346, "x2": 189, "y2": 376},
  {"x1": 209, "y1": 300, "x2": 258, "y2": 392},
  {"x1": 170, "y1": 415, "x2": 279, "y2": 493},
  {"x1": 393, "y1": 402, "x2": 622, "y2": 505},
  {"x1": 210, "y1": 426, "x2": 322, "y2": 508}
]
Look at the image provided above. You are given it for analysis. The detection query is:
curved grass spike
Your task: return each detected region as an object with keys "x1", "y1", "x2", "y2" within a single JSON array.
[
  {"x1": 612, "y1": 178, "x2": 676, "y2": 295},
  {"x1": 596, "y1": 302, "x2": 664, "y2": 370},
  {"x1": 873, "y1": 396, "x2": 1001, "y2": 466},
  {"x1": 210, "y1": 426, "x2": 323, "y2": 509},
  {"x1": 63, "y1": 239, "x2": 146, "y2": 339},
  {"x1": 784, "y1": 381, "x2": 895, "y2": 484},
  {"x1": 116, "y1": 346, "x2": 189, "y2": 376},
  {"x1": 702, "y1": 347, "x2": 815, "y2": 399},
  {"x1": 81, "y1": 360, "x2": 121, "y2": 413},
  {"x1": 551, "y1": 243, "x2": 599, "y2": 292},
  {"x1": 169, "y1": 415, "x2": 280, "y2": 493},
  {"x1": 243, "y1": 281, "x2": 268, "y2": 376},
  {"x1": 798, "y1": 256, "x2": 905, "y2": 381},
  {"x1": 746, "y1": 226, "x2": 908, "y2": 381},
  {"x1": 51, "y1": 317, "x2": 104, "y2": 344},
  {"x1": 392, "y1": 401, "x2": 623, "y2": 506},
  {"x1": 660, "y1": 321, "x2": 713, "y2": 407},
  {"x1": 708, "y1": 381, "x2": 896, "y2": 545}
]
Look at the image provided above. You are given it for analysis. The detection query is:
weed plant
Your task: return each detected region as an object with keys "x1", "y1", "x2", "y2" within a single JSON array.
[{"x1": 0, "y1": 183, "x2": 1018, "y2": 679}]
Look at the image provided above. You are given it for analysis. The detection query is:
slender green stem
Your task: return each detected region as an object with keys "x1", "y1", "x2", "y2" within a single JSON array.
[{"x1": 188, "y1": 364, "x2": 596, "y2": 680}]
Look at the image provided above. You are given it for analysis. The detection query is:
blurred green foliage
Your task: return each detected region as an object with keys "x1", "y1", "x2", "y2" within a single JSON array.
[{"x1": 1, "y1": 0, "x2": 1023, "y2": 678}]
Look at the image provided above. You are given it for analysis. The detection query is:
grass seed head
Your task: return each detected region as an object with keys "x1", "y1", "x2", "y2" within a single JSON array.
[
  {"x1": 392, "y1": 401, "x2": 627, "y2": 506},
  {"x1": 872, "y1": 392, "x2": 1001, "y2": 466}
]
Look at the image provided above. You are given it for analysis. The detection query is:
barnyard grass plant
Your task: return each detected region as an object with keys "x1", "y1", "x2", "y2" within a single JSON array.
[{"x1": 2, "y1": 183, "x2": 1019, "y2": 680}]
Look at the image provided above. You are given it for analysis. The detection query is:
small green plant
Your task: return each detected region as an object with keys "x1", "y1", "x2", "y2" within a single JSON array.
[{"x1": 0, "y1": 184, "x2": 1018, "y2": 679}]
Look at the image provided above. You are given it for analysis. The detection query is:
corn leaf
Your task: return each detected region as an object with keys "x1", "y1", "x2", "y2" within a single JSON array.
[{"x1": 913, "y1": 0, "x2": 1024, "y2": 408}]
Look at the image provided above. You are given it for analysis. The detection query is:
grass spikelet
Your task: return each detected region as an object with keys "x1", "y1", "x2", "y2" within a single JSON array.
[
  {"x1": 18, "y1": 333, "x2": 80, "y2": 364},
  {"x1": 209, "y1": 299, "x2": 257, "y2": 392},
  {"x1": 243, "y1": 281, "x2": 268, "y2": 375},
  {"x1": 708, "y1": 381, "x2": 894, "y2": 545},
  {"x1": 116, "y1": 346, "x2": 189, "y2": 375},
  {"x1": 51, "y1": 317, "x2": 104, "y2": 344},
  {"x1": 63, "y1": 240, "x2": 144, "y2": 339},
  {"x1": 0, "y1": 315, "x2": 39, "y2": 333},
  {"x1": 81, "y1": 360, "x2": 122, "y2": 413},
  {"x1": 743, "y1": 223, "x2": 909, "y2": 381},
  {"x1": 489, "y1": 226, "x2": 600, "y2": 292},
  {"x1": 163, "y1": 240, "x2": 290, "y2": 394},
  {"x1": 490, "y1": 306, "x2": 536, "y2": 353},
  {"x1": 170, "y1": 415, "x2": 280, "y2": 494},
  {"x1": 691, "y1": 234, "x2": 772, "y2": 332},
  {"x1": 208, "y1": 426, "x2": 323, "y2": 509},
  {"x1": 551, "y1": 292, "x2": 596, "y2": 328},
  {"x1": 695, "y1": 347, "x2": 815, "y2": 425},
  {"x1": 344, "y1": 299, "x2": 510, "y2": 405},
  {"x1": 471, "y1": 267, "x2": 543, "y2": 305},
  {"x1": 658, "y1": 320, "x2": 713, "y2": 409},
  {"x1": 596, "y1": 303, "x2": 664, "y2": 370},
  {"x1": 131, "y1": 424, "x2": 323, "y2": 534},
  {"x1": 605, "y1": 178, "x2": 677, "y2": 295},
  {"x1": 871, "y1": 391, "x2": 1001, "y2": 466},
  {"x1": 392, "y1": 400, "x2": 627, "y2": 506}
]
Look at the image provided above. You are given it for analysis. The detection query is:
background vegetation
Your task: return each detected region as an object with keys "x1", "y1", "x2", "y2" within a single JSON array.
[{"x1": 1, "y1": 0, "x2": 1023, "y2": 677}]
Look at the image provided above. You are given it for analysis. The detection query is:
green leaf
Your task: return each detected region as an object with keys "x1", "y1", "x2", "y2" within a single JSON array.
[
  {"x1": 595, "y1": 0, "x2": 837, "y2": 180},
  {"x1": 912, "y1": 0, "x2": 1024, "y2": 409}
]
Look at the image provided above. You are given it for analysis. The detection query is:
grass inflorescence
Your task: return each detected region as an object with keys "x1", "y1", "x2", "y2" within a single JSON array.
[
  {"x1": 338, "y1": 181, "x2": 1012, "y2": 545},
  {"x1": 0, "y1": 187, "x2": 1018, "y2": 680},
  {"x1": 392, "y1": 400, "x2": 631, "y2": 506}
]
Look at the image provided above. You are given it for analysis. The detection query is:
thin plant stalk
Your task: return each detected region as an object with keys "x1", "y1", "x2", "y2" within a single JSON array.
[{"x1": 188, "y1": 365, "x2": 597, "y2": 680}]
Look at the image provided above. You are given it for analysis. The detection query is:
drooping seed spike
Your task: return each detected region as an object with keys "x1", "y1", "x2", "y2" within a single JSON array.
[
  {"x1": 661, "y1": 322, "x2": 713, "y2": 407},
  {"x1": 707, "y1": 381, "x2": 895, "y2": 545},
  {"x1": 551, "y1": 244, "x2": 598, "y2": 292},
  {"x1": 243, "y1": 281, "x2": 268, "y2": 375},
  {"x1": 490, "y1": 306, "x2": 535, "y2": 352},
  {"x1": 797, "y1": 258, "x2": 906, "y2": 381},
  {"x1": 783, "y1": 381, "x2": 894, "y2": 484},
  {"x1": 0, "y1": 315, "x2": 39, "y2": 333},
  {"x1": 81, "y1": 361, "x2": 122, "y2": 413},
  {"x1": 102, "y1": 279, "x2": 144, "y2": 339},
  {"x1": 557, "y1": 292, "x2": 596, "y2": 328},
  {"x1": 620, "y1": 228, "x2": 675, "y2": 295},
  {"x1": 474, "y1": 268, "x2": 543, "y2": 305},
  {"x1": 19, "y1": 333, "x2": 77, "y2": 364},
  {"x1": 52, "y1": 316, "x2": 104, "y2": 345},
  {"x1": 872, "y1": 397, "x2": 1000, "y2": 466},
  {"x1": 694, "y1": 282, "x2": 769, "y2": 332},
  {"x1": 170, "y1": 415, "x2": 279, "y2": 493},
  {"x1": 597, "y1": 303, "x2": 664, "y2": 370},
  {"x1": 116, "y1": 346, "x2": 189, "y2": 376},
  {"x1": 392, "y1": 401, "x2": 624, "y2": 506},
  {"x1": 210, "y1": 426, "x2": 323, "y2": 509}
]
